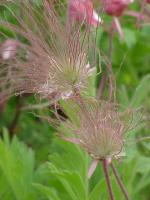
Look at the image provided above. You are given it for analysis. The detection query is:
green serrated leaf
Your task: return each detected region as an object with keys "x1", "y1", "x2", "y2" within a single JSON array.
[
  {"x1": 34, "y1": 183, "x2": 61, "y2": 200},
  {"x1": 0, "y1": 132, "x2": 36, "y2": 200}
]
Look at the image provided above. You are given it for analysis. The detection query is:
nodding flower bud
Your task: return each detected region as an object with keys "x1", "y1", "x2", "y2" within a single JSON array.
[
  {"x1": 59, "y1": 98, "x2": 138, "y2": 160},
  {"x1": 102, "y1": 0, "x2": 134, "y2": 16},
  {"x1": 68, "y1": 0, "x2": 101, "y2": 27},
  {"x1": 0, "y1": 39, "x2": 19, "y2": 60},
  {"x1": 147, "y1": 0, "x2": 150, "y2": 4}
]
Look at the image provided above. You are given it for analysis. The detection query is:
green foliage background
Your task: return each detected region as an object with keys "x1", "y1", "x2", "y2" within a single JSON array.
[{"x1": 0, "y1": 1, "x2": 150, "y2": 200}]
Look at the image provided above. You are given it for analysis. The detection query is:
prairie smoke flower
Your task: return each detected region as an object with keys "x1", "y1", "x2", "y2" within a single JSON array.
[
  {"x1": 103, "y1": 0, "x2": 134, "y2": 17},
  {"x1": 68, "y1": 0, "x2": 101, "y2": 27},
  {"x1": 102, "y1": 0, "x2": 134, "y2": 17},
  {"x1": 59, "y1": 98, "x2": 137, "y2": 160},
  {"x1": 101, "y1": 0, "x2": 134, "y2": 39},
  {"x1": 0, "y1": 1, "x2": 93, "y2": 101}
]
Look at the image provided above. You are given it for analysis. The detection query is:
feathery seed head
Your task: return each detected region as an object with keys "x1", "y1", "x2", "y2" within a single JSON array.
[
  {"x1": 0, "y1": 0, "x2": 93, "y2": 101},
  {"x1": 59, "y1": 97, "x2": 139, "y2": 160}
]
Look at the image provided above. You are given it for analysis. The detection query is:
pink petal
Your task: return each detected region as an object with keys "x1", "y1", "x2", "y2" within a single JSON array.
[
  {"x1": 88, "y1": 159, "x2": 99, "y2": 178},
  {"x1": 68, "y1": 0, "x2": 101, "y2": 27},
  {"x1": 102, "y1": 0, "x2": 134, "y2": 17},
  {"x1": 113, "y1": 17, "x2": 124, "y2": 40}
]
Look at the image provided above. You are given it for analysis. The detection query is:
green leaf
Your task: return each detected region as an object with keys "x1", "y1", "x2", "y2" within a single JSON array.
[
  {"x1": 89, "y1": 180, "x2": 102, "y2": 200},
  {"x1": 0, "y1": 130, "x2": 36, "y2": 200},
  {"x1": 52, "y1": 171, "x2": 87, "y2": 200},
  {"x1": 34, "y1": 183, "x2": 61, "y2": 200},
  {"x1": 130, "y1": 75, "x2": 150, "y2": 107},
  {"x1": 118, "y1": 85, "x2": 129, "y2": 106},
  {"x1": 36, "y1": 139, "x2": 89, "y2": 200},
  {"x1": 123, "y1": 28, "x2": 137, "y2": 49}
]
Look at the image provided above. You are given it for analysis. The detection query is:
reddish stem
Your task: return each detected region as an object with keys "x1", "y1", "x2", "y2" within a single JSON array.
[
  {"x1": 97, "y1": 73, "x2": 107, "y2": 99},
  {"x1": 102, "y1": 159, "x2": 115, "y2": 200},
  {"x1": 9, "y1": 96, "x2": 22, "y2": 137},
  {"x1": 111, "y1": 162, "x2": 130, "y2": 200}
]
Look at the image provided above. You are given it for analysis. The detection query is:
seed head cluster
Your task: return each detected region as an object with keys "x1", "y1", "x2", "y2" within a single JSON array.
[
  {"x1": 0, "y1": 1, "x2": 92, "y2": 101},
  {"x1": 59, "y1": 98, "x2": 135, "y2": 160},
  {"x1": 0, "y1": 1, "x2": 141, "y2": 162}
]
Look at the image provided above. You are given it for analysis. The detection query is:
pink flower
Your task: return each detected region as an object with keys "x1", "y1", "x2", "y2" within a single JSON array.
[
  {"x1": 0, "y1": 39, "x2": 19, "y2": 60},
  {"x1": 68, "y1": 0, "x2": 101, "y2": 27},
  {"x1": 102, "y1": 0, "x2": 134, "y2": 17},
  {"x1": 147, "y1": 0, "x2": 150, "y2": 4}
]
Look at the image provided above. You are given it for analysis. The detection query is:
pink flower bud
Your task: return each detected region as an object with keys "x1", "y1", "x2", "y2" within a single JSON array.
[
  {"x1": 68, "y1": 0, "x2": 101, "y2": 27},
  {"x1": 147, "y1": 0, "x2": 150, "y2": 4},
  {"x1": 0, "y1": 39, "x2": 19, "y2": 60},
  {"x1": 102, "y1": 0, "x2": 134, "y2": 17}
]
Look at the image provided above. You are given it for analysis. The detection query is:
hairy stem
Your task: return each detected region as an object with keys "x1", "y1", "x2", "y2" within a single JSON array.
[
  {"x1": 111, "y1": 162, "x2": 130, "y2": 200},
  {"x1": 97, "y1": 72, "x2": 107, "y2": 99},
  {"x1": 0, "y1": 99, "x2": 6, "y2": 118},
  {"x1": 102, "y1": 159, "x2": 115, "y2": 200},
  {"x1": 8, "y1": 97, "x2": 22, "y2": 137},
  {"x1": 97, "y1": 23, "x2": 114, "y2": 100}
]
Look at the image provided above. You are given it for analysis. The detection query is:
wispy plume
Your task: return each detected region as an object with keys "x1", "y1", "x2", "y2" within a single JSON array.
[
  {"x1": 0, "y1": 0, "x2": 93, "y2": 102},
  {"x1": 55, "y1": 95, "x2": 143, "y2": 200},
  {"x1": 58, "y1": 97, "x2": 139, "y2": 160}
]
